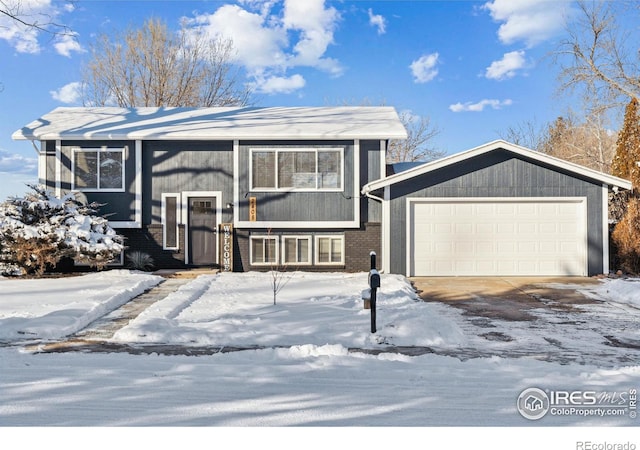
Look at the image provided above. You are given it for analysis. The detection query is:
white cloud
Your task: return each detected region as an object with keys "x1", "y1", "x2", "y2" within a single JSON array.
[
  {"x1": 410, "y1": 53, "x2": 439, "y2": 83},
  {"x1": 483, "y1": 0, "x2": 572, "y2": 47},
  {"x1": 184, "y1": 0, "x2": 342, "y2": 96},
  {"x1": 50, "y1": 81, "x2": 82, "y2": 104},
  {"x1": 485, "y1": 50, "x2": 526, "y2": 80},
  {"x1": 368, "y1": 8, "x2": 386, "y2": 35},
  {"x1": 0, "y1": 150, "x2": 37, "y2": 175},
  {"x1": 251, "y1": 73, "x2": 306, "y2": 94},
  {"x1": 54, "y1": 32, "x2": 84, "y2": 58},
  {"x1": 449, "y1": 98, "x2": 513, "y2": 112},
  {"x1": 0, "y1": 0, "x2": 69, "y2": 54}
]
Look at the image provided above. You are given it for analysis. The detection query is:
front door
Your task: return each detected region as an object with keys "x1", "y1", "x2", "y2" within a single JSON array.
[{"x1": 188, "y1": 197, "x2": 217, "y2": 266}]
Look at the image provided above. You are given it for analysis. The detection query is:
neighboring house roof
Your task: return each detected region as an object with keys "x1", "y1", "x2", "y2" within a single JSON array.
[
  {"x1": 386, "y1": 161, "x2": 425, "y2": 176},
  {"x1": 363, "y1": 139, "x2": 632, "y2": 193},
  {"x1": 12, "y1": 106, "x2": 408, "y2": 141}
]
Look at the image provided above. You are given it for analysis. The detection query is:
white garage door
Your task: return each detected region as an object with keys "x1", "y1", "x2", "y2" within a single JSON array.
[{"x1": 408, "y1": 198, "x2": 587, "y2": 276}]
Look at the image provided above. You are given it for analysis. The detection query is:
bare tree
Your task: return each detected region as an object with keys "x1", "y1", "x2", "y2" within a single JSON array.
[
  {"x1": 499, "y1": 119, "x2": 547, "y2": 151},
  {"x1": 82, "y1": 18, "x2": 251, "y2": 107},
  {"x1": 0, "y1": 0, "x2": 72, "y2": 36},
  {"x1": 539, "y1": 108, "x2": 617, "y2": 173},
  {"x1": 556, "y1": 0, "x2": 640, "y2": 111},
  {"x1": 387, "y1": 111, "x2": 444, "y2": 163}
]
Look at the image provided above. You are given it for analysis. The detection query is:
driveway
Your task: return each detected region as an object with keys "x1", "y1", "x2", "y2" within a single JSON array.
[
  {"x1": 411, "y1": 277, "x2": 600, "y2": 321},
  {"x1": 410, "y1": 276, "x2": 640, "y2": 366}
]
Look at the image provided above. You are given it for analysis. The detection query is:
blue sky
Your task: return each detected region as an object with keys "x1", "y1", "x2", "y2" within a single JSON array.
[{"x1": 0, "y1": 0, "x2": 581, "y2": 199}]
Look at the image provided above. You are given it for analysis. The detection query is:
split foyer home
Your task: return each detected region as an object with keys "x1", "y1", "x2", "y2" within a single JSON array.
[{"x1": 13, "y1": 106, "x2": 632, "y2": 277}]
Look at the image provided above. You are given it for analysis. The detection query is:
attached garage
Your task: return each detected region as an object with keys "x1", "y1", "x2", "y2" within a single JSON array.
[
  {"x1": 362, "y1": 140, "x2": 632, "y2": 277},
  {"x1": 408, "y1": 198, "x2": 587, "y2": 276}
]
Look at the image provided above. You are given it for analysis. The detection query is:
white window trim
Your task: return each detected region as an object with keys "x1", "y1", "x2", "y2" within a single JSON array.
[
  {"x1": 71, "y1": 146, "x2": 126, "y2": 192},
  {"x1": 249, "y1": 147, "x2": 344, "y2": 192},
  {"x1": 281, "y1": 235, "x2": 312, "y2": 266},
  {"x1": 250, "y1": 235, "x2": 280, "y2": 266},
  {"x1": 162, "y1": 193, "x2": 180, "y2": 250},
  {"x1": 314, "y1": 235, "x2": 345, "y2": 265}
]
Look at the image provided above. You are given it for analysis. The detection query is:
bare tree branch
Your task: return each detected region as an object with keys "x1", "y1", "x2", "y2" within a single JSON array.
[
  {"x1": 0, "y1": 0, "x2": 73, "y2": 36},
  {"x1": 81, "y1": 18, "x2": 251, "y2": 107}
]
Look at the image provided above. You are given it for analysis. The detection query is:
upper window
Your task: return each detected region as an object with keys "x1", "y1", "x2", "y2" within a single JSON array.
[
  {"x1": 251, "y1": 148, "x2": 343, "y2": 191},
  {"x1": 72, "y1": 147, "x2": 125, "y2": 191}
]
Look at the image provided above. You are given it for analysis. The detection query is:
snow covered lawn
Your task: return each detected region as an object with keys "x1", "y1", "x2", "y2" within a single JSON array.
[
  {"x1": 1, "y1": 270, "x2": 639, "y2": 437},
  {"x1": 0, "y1": 270, "x2": 162, "y2": 341},
  {"x1": 112, "y1": 272, "x2": 464, "y2": 349}
]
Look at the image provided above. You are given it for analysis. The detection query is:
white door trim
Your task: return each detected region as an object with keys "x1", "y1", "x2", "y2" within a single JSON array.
[{"x1": 182, "y1": 191, "x2": 222, "y2": 265}]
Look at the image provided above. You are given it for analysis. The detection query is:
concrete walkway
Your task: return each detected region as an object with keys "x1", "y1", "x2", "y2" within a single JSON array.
[{"x1": 29, "y1": 269, "x2": 216, "y2": 353}]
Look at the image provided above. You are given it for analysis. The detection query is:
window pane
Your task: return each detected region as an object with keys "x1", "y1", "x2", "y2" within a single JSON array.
[
  {"x1": 252, "y1": 152, "x2": 275, "y2": 188},
  {"x1": 298, "y1": 238, "x2": 309, "y2": 262},
  {"x1": 265, "y1": 238, "x2": 277, "y2": 263},
  {"x1": 331, "y1": 238, "x2": 342, "y2": 262},
  {"x1": 74, "y1": 151, "x2": 98, "y2": 189},
  {"x1": 318, "y1": 237, "x2": 330, "y2": 263},
  {"x1": 252, "y1": 239, "x2": 265, "y2": 264},
  {"x1": 165, "y1": 197, "x2": 177, "y2": 248},
  {"x1": 100, "y1": 151, "x2": 123, "y2": 189},
  {"x1": 284, "y1": 237, "x2": 296, "y2": 263},
  {"x1": 279, "y1": 151, "x2": 316, "y2": 188},
  {"x1": 318, "y1": 151, "x2": 340, "y2": 189}
]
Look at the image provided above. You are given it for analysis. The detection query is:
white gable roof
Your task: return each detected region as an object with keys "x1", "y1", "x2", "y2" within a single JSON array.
[
  {"x1": 363, "y1": 140, "x2": 632, "y2": 192},
  {"x1": 12, "y1": 106, "x2": 408, "y2": 141}
]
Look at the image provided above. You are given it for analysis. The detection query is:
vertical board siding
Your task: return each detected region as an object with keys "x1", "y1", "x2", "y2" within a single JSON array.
[
  {"x1": 388, "y1": 151, "x2": 604, "y2": 276},
  {"x1": 142, "y1": 141, "x2": 234, "y2": 226},
  {"x1": 363, "y1": 140, "x2": 382, "y2": 222},
  {"x1": 237, "y1": 140, "x2": 355, "y2": 223}
]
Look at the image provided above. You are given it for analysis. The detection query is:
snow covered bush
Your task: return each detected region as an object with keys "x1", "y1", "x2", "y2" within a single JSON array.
[{"x1": 0, "y1": 184, "x2": 124, "y2": 276}]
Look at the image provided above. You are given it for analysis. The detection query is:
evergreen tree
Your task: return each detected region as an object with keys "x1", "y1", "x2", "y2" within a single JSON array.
[
  {"x1": 0, "y1": 185, "x2": 124, "y2": 276},
  {"x1": 612, "y1": 97, "x2": 640, "y2": 273},
  {"x1": 611, "y1": 97, "x2": 640, "y2": 188}
]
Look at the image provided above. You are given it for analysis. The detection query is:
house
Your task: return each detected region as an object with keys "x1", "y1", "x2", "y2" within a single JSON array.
[
  {"x1": 362, "y1": 140, "x2": 632, "y2": 277},
  {"x1": 13, "y1": 108, "x2": 631, "y2": 277},
  {"x1": 12, "y1": 106, "x2": 406, "y2": 272}
]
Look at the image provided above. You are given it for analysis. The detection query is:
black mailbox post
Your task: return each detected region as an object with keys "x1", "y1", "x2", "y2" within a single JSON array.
[{"x1": 369, "y1": 251, "x2": 380, "y2": 333}]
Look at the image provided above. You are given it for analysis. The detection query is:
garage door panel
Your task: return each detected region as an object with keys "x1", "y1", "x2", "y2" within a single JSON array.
[{"x1": 409, "y1": 199, "x2": 586, "y2": 276}]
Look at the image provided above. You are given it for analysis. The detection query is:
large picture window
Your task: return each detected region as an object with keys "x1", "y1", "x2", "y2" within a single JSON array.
[
  {"x1": 251, "y1": 148, "x2": 343, "y2": 191},
  {"x1": 72, "y1": 147, "x2": 125, "y2": 191}
]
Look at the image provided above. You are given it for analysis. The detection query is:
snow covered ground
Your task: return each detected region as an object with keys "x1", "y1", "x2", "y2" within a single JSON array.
[{"x1": 1, "y1": 271, "x2": 639, "y2": 447}]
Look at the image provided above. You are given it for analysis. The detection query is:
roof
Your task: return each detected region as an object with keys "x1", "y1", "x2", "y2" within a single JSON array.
[
  {"x1": 12, "y1": 106, "x2": 408, "y2": 141},
  {"x1": 363, "y1": 140, "x2": 632, "y2": 192},
  {"x1": 386, "y1": 161, "x2": 425, "y2": 176}
]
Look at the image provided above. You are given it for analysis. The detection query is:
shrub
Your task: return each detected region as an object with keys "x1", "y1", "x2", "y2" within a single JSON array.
[
  {"x1": 0, "y1": 184, "x2": 124, "y2": 276},
  {"x1": 612, "y1": 196, "x2": 640, "y2": 274},
  {"x1": 126, "y1": 251, "x2": 155, "y2": 271}
]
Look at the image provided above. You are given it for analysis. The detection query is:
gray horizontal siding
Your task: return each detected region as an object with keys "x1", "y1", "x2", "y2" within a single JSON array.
[
  {"x1": 237, "y1": 140, "x2": 356, "y2": 223},
  {"x1": 388, "y1": 150, "x2": 605, "y2": 276},
  {"x1": 142, "y1": 141, "x2": 234, "y2": 225}
]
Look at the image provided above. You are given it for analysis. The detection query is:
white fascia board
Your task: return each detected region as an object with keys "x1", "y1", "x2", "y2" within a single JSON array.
[
  {"x1": 236, "y1": 220, "x2": 360, "y2": 229},
  {"x1": 363, "y1": 139, "x2": 633, "y2": 193},
  {"x1": 602, "y1": 184, "x2": 610, "y2": 275}
]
